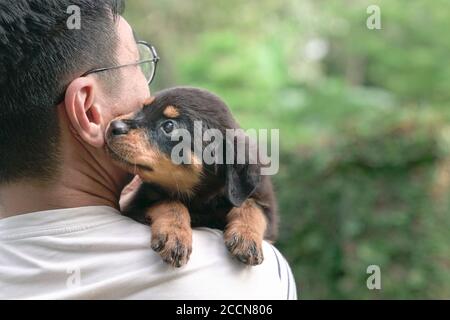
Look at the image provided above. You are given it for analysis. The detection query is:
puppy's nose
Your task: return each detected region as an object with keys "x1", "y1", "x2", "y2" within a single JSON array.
[{"x1": 109, "y1": 120, "x2": 130, "y2": 136}]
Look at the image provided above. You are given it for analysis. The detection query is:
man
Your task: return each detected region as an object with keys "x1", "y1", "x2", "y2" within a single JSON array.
[{"x1": 0, "y1": 0, "x2": 296, "y2": 299}]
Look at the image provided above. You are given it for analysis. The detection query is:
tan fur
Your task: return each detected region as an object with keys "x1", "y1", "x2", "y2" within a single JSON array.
[
  {"x1": 146, "y1": 201, "x2": 192, "y2": 267},
  {"x1": 223, "y1": 199, "x2": 267, "y2": 265},
  {"x1": 138, "y1": 153, "x2": 202, "y2": 196},
  {"x1": 163, "y1": 105, "x2": 180, "y2": 118},
  {"x1": 107, "y1": 128, "x2": 202, "y2": 195},
  {"x1": 106, "y1": 129, "x2": 157, "y2": 168}
]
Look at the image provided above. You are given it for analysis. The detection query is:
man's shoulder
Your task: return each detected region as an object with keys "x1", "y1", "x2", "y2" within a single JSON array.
[
  {"x1": 0, "y1": 206, "x2": 296, "y2": 299},
  {"x1": 99, "y1": 215, "x2": 297, "y2": 299}
]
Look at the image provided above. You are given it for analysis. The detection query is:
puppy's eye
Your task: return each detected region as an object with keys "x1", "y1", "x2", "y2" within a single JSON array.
[{"x1": 161, "y1": 120, "x2": 175, "y2": 135}]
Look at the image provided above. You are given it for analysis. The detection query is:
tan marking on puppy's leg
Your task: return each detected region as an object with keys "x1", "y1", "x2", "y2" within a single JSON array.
[
  {"x1": 163, "y1": 105, "x2": 180, "y2": 118},
  {"x1": 146, "y1": 201, "x2": 193, "y2": 267},
  {"x1": 224, "y1": 199, "x2": 267, "y2": 265}
]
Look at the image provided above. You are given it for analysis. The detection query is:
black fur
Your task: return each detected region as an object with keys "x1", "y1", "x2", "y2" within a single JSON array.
[{"x1": 117, "y1": 87, "x2": 279, "y2": 241}]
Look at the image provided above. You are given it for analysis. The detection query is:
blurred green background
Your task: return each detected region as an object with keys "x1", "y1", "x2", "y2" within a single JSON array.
[{"x1": 125, "y1": 0, "x2": 450, "y2": 299}]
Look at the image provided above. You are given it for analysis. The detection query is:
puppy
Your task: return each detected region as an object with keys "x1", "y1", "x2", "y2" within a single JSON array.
[{"x1": 105, "y1": 87, "x2": 278, "y2": 267}]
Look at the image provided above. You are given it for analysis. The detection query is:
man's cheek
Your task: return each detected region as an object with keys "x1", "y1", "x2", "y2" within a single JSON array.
[{"x1": 135, "y1": 79, "x2": 151, "y2": 102}]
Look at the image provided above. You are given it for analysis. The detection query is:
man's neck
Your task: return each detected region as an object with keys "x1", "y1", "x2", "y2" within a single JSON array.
[
  {"x1": 0, "y1": 113, "x2": 130, "y2": 219},
  {"x1": 0, "y1": 169, "x2": 122, "y2": 219}
]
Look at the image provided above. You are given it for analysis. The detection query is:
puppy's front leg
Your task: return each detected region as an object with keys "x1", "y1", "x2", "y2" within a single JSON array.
[
  {"x1": 146, "y1": 201, "x2": 193, "y2": 268},
  {"x1": 224, "y1": 199, "x2": 267, "y2": 266}
]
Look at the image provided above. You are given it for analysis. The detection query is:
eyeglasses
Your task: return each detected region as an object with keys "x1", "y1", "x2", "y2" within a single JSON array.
[{"x1": 81, "y1": 41, "x2": 160, "y2": 85}]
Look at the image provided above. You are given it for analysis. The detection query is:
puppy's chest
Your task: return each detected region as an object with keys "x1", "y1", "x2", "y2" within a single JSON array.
[
  {"x1": 185, "y1": 195, "x2": 232, "y2": 230},
  {"x1": 140, "y1": 183, "x2": 233, "y2": 230}
]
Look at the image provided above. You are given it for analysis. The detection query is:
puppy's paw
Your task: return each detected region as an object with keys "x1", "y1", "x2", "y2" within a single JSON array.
[
  {"x1": 147, "y1": 201, "x2": 193, "y2": 268},
  {"x1": 151, "y1": 226, "x2": 192, "y2": 268},
  {"x1": 224, "y1": 226, "x2": 264, "y2": 266}
]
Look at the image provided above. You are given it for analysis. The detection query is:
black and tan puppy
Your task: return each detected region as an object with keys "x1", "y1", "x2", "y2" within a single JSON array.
[{"x1": 105, "y1": 87, "x2": 278, "y2": 267}]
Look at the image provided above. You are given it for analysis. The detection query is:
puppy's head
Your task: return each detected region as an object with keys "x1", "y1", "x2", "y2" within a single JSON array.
[{"x1": 105, "y1": 87, "x2": 260, "y2": 205}]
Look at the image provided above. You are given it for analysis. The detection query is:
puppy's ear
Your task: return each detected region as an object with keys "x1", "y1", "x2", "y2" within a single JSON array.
[
  {"x1": 225, "y1": 162, "x2": 261, "y2": 207},
  {"x1": 223, "y1": 132, "x2": 261, "y2": 207}
]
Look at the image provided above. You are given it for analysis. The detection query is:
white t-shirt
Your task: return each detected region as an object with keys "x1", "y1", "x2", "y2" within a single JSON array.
[{"x1": 0, "y1": 206, "x2": 297, "y2": 300}]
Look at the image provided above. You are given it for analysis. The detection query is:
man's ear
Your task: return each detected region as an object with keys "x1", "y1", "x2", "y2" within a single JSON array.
[
  {"x1": 64, "y1": 77, "x2": 104, "y2": 148},
  {"x1": 225, "y1": 163, "x2": 261, "y2": 207}
]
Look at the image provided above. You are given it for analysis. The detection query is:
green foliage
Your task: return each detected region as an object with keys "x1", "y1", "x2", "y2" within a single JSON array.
[
  {"x1": 125, "y1": 0, "x2": 450, "y2": 298},
  {"x1": 275, "y1": 111, "x2": 450, "y2": 298}
]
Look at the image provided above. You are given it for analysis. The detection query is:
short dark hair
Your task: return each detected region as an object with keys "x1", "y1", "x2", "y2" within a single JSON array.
[{"x1": 0, "y1": 0, "x2": 125, "y2": 183}]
